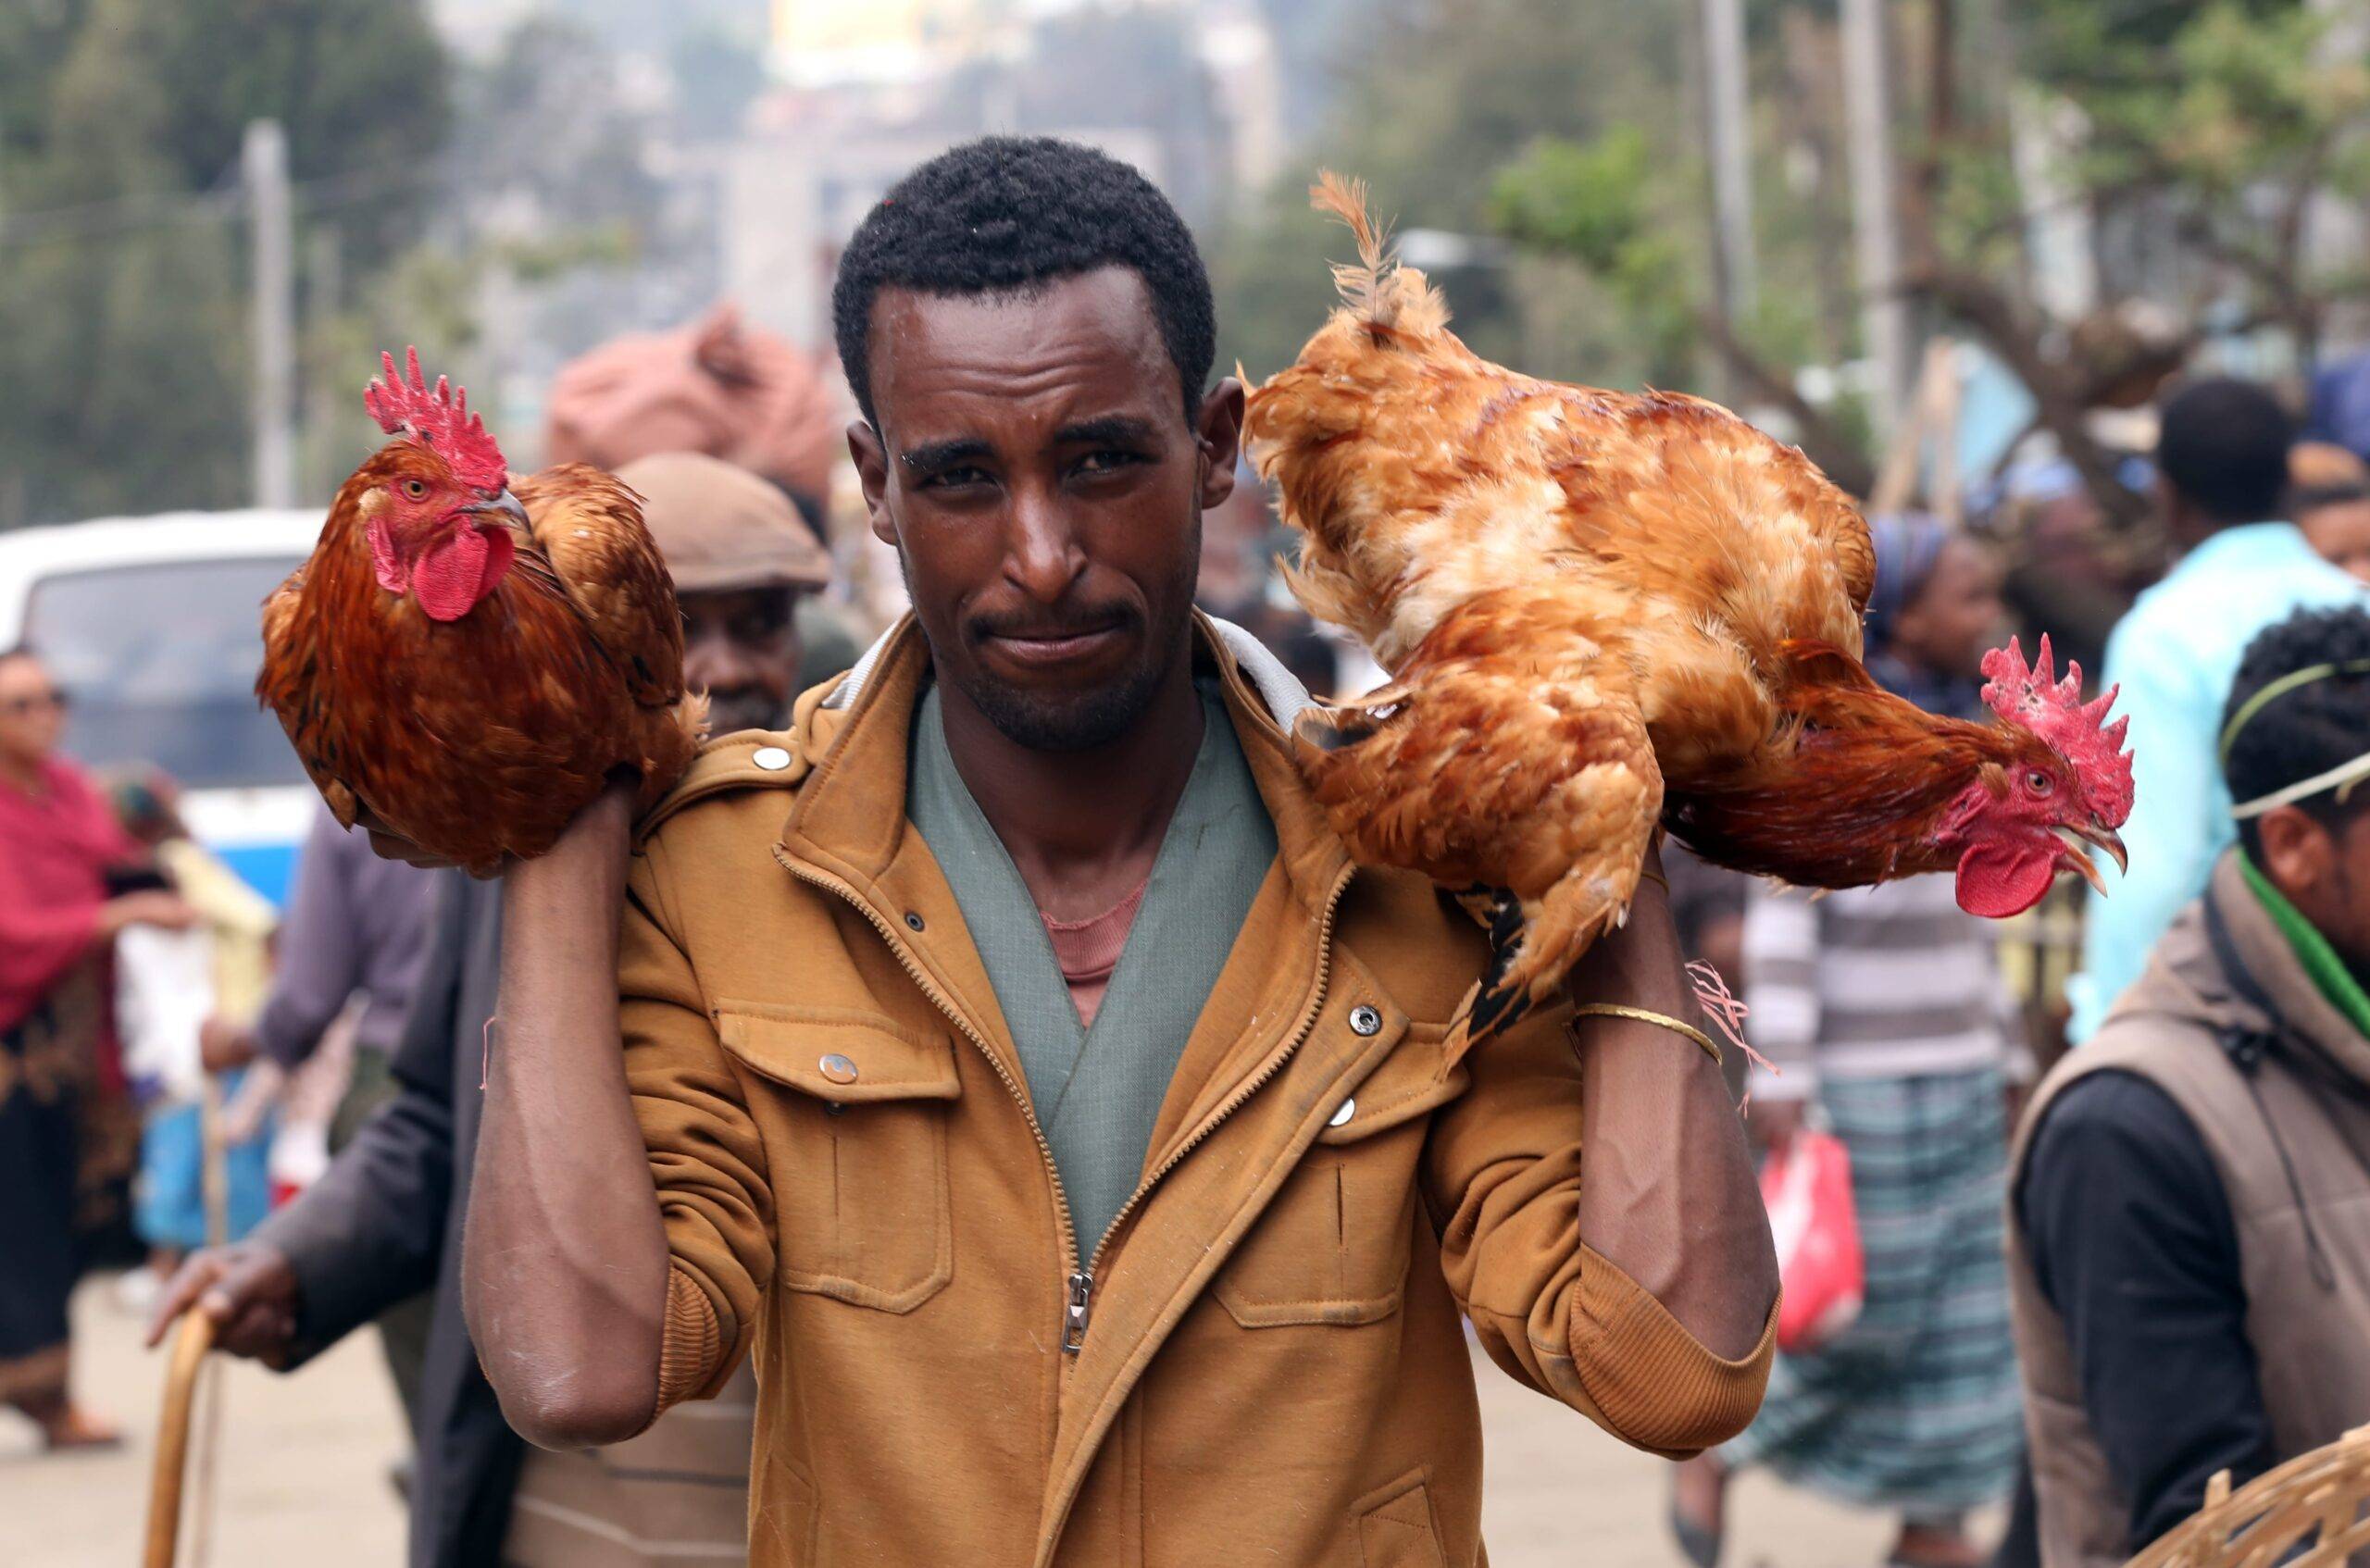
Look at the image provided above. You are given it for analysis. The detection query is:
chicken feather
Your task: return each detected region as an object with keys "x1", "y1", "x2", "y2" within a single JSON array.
[
  {"x1": 259, "y1": 380, "x2": 705, "y2": 877},
  {"x1": 1247, "y1": 177, "x2": 2131, "y2": 1054}
]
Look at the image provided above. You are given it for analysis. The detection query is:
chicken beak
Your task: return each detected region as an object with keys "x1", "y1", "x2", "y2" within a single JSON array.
[
  {"x1": 2055, "y1": 820, "x2": 2129, "y2": 896},
  {"x1": 468, "y1": 490, "x2": 529, "y2": 529},
  {"x1": 2074, "y1": 818, "x2": 2129, "y2": 876}
]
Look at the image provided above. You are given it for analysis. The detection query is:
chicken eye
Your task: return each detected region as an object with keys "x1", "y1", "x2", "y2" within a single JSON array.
[
  {"x1": 401, "y1": 479, "x2": 429, "y2": 500},
  {"x1": 2027, "y1": 769, "x2": 2054, "y2": 794}
]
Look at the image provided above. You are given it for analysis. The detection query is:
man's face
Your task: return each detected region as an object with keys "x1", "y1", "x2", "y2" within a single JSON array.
[
  {"x1": 0, "y1": 654, "x2": 65, "y2": 769},
  {"x1": 850, "y1": 267, "x2": 1242, "y2": 752},
  {"x1": 2300, "y1": 496, "x2": 2370, "y2": 587},
  {"x1": 681, "y1": 587, "x2": 804, "y2": 735},
  {"x1": 2262, "y1": 801, "x2": 2370, "y2": 984},
  {"x1": 2317, "y1": 808, "x2": 2370, "y2": 982},
  {"x1": 1892, "y1": 535, "x2": 2007, "y2": 680}
]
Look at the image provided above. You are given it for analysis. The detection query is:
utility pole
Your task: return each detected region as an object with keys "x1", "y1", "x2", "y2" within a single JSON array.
[
  {"x1": 1702, "y1": 0, "x2": 1758, "y2": 328},
  {"x1": 306, "y1": 228, "x2": 341, "y2": 500},
  {"x1": 1839, "y1": 0, "x2": 1912, "y2": 440},
  {"x1": 244, "y1": 119, "x2": 296, "y2": 510}
]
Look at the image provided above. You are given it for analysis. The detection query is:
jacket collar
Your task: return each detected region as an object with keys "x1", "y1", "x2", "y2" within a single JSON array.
[
  {"x1": 787, "y1": 611, "x2": 1345, "y2": 917},
  {"x1": 2125, "y1": 852, "x2": 2370, "y2": 1087}
]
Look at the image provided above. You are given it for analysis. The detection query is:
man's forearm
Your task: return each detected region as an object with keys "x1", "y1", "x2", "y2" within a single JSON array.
[
  {"x1": 258, "y1": 1081, "x2": 454, "y2": 1356},
  {"x1": 1567, "y1": 854, "x2": 1778, "y2": 1361},
  {"x1": 463, "y1": 783, "x2": 669, "y2": 1449}
]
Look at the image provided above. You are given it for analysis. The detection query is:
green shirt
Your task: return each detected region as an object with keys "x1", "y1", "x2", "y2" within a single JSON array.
[{"x1": 906, "y1": 680, "x2": 1279, "y2": 1259}]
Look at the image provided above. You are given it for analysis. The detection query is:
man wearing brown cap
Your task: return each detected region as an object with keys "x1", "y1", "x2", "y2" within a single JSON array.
[
  {"x1": 618, "y1": 452, "x2": 832, "y2": 735},
  {"x1": 149, "y1": 453, "x2": 832, "y2": 1568}
]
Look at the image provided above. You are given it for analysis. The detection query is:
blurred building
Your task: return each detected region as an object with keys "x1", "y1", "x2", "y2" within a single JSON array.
[{"x1": 731, "y1": 0, "x2": 1282, "y2": 351}]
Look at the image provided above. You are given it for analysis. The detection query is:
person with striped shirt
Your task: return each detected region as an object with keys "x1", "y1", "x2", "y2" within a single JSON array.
[{"x1": 1673, "y1": 516, "x2": 2030, "y2": 1568}]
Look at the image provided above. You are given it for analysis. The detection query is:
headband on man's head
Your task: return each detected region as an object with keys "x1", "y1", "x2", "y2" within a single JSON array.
[{"x1": 2220, "y1": 658, "x2": 2370, "y2": 821}]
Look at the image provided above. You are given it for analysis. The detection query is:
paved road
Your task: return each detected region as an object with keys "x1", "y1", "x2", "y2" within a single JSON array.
[{"x1": 4, "y1": 1278, "x2": 1927, "y2": 1566}]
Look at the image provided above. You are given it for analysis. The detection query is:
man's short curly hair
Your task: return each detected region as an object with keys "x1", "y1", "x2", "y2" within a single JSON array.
[
  {"x1": 2223, "y1": 604, "x2": 2370, "y2": 860},
  {"x1": 830, "y1": 136, "x2": 1216, "y2": 427}
]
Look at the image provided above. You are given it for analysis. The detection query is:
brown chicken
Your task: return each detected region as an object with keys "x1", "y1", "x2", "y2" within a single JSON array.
[
  {"x1": 1243, "y1": 178, "x2": 2133, "y2": 1047},
  {"x1": 257, "y1": 349, "x2": 705, "y2": 875}
]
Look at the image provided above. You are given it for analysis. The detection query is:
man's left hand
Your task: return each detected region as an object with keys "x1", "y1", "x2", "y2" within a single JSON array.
[{"x1": 199, "y1": 1016, "x2": 257, "y2": 1074}]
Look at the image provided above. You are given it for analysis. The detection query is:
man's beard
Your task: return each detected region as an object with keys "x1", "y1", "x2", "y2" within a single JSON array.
[
  {"x1": 918, "y1": 543, "x2": 1198, "y2": 753},
  {"x1": 706, "y1": 685, "x2": 788, "y2": 735},
  {"x1": 957, "y1": 609, "x2": 1175, "y2": 752}
]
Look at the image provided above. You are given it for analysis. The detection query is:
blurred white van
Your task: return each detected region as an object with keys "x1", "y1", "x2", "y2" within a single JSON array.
[{"x1": 0, "y1": 511, "x2": 322, "y2": 906}]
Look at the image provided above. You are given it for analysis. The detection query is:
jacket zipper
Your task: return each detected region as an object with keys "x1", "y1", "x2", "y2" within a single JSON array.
[
  {"x1": 1070, "y1": 862, "x2": 1358, "y2": 1342},
  {"x1": 771, "y1": 846, "x2": 1084, "y2": 1341},
  {"x1": 777, "y1": 847, "x2": 1358, "y2": 1358}
]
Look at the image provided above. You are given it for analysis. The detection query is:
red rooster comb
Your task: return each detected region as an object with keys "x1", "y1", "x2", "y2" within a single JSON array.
[
  {"x1": 363, "y1": 347, "x2": 508, "y2": 492},
  {"x1": 1981, "y1": 634, "x2": 2135, "y2": 826}
]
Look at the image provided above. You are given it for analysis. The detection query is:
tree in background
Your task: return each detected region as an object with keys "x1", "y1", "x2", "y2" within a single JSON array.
[
  {"x1": 1214, "y1": 0, "x2": 2370, "y2": 530},
  {"x1": 0, "y1": 0, "x2": 448, "y2": 529},
  {"x1": 1211, "y1": 0, "x2": 1690, "y2": 392}
]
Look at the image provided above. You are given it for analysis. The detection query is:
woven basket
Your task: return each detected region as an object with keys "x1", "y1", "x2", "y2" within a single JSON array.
[{"x1": 2129, "y1": 1425, "x2": 2370, "y2": 1568}]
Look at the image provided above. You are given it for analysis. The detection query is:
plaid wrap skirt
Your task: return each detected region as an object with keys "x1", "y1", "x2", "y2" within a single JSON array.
[{"x1": 1722, "y1": 1066, "x2": 2024, "y2": 1512}]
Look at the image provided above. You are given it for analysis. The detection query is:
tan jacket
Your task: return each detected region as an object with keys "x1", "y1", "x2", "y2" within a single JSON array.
[
  {"x1": 622, "y1": 615, "x2": 1774, "y2": 1567},
  {"x1": 2008, "y1": 854, "x2": 2370, "y2": 1568}
]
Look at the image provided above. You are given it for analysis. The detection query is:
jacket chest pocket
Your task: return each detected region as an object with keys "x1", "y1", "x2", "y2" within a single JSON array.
[
  {"x1": 1216, "y1": 1023, "x2": 1465, "y2": 1329},
  {"x1": 716, "y1": 1005, "x2": 957, "y2": 1313}
]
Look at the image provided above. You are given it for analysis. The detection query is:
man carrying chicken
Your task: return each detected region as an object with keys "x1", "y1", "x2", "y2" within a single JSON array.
[
  {"x1": 456, "y1": 136, "x2": 1778, "y2": 1565},
  {"x1": 150, "y1": 452, "x2": 830, "y2": 1568}
]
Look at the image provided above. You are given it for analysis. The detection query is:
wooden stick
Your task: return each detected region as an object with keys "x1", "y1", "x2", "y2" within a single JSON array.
[
  {"x1": 143, "y1": 1311, "x2": 217, "y2": 1568},
  {"x1": 189, "y1": 1076, "x2": 230, "y2": 1568}
]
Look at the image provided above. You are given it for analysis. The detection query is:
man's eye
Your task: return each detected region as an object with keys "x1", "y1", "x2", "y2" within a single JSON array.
[
  {"x1": 1076, "y1": 450, "x2": 1143, "y2": 475},
  {"x1": 730, "y1": 613, "x2": 793, "y2": 643},
  {"x1": 919, "y1": 466, "x2": 990, "y2": 490}
]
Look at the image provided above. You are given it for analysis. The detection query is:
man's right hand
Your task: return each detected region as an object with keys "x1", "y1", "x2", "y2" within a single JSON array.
[
  {"x1": 351, "y1": 803, "x2": 463, "y2": 873},
  {"x1": 147, "y1": 1243, "x2": 302, "y2": 1366}
]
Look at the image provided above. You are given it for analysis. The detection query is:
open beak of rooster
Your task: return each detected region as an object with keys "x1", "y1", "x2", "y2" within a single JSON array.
[{"x1": 1935, "y1": 635, "x2": 2135, "y2": 919}]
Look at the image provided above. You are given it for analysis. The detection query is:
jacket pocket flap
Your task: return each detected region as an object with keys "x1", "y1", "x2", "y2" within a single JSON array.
[
  {"x1": 714, "y1": 1004, "x2": 960, "y2": 1102},
  {"x1": 1316, "y1": 1023, "x2": 1466, "y2": 1144}
]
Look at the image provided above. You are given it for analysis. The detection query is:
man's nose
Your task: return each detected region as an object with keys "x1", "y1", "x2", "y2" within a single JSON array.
[
  {"x1": 684, "y1": 625, "x2": 757, "y2": 688},
  {"x1": 1004, "y1": 484, "x2": 1086, "y2": 604}
]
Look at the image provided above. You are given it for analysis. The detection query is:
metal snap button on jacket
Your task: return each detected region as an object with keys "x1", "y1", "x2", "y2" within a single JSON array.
[
  {"x1": 1328, "y1": 1098, "x2": 1357, "y2": 1127},
  {"x1": 818, "y1": 1052, "x2": 858, "y2": 1085},
  {"x1": 752, "y1": 745, "x2": 792, "y2": 771},
  {"x1": 1349, "y1": 1004, "x2": 1382, "y2": 1036}
]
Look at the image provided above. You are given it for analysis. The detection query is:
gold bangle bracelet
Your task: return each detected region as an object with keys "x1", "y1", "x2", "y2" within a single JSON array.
[
  {"x1": 1636, "y1": 865, "x2": 1670, "y2": 893},
  {"x1": 1570, "y1": 1002, "x2": 1723, "y2": 1068}
]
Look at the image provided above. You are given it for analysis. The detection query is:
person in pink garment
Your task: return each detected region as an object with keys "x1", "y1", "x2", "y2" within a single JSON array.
[{"x1": 0, "y1": 645, "x2": 193, "y2": 1448}]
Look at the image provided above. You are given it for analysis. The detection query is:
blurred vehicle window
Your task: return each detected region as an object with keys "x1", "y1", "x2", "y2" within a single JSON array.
[{"x1": 26, "y1": 558, "x2": 306, "y2": 790}]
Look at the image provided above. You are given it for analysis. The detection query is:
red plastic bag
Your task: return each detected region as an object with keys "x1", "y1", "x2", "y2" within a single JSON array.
[{"x1": 1759, "y1": 1127, "x2": 1865, "y2": 1354}]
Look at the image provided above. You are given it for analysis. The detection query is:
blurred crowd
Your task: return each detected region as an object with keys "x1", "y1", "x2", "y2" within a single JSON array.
[{"x1": 4, "y1": 299, "x2": 2369, "y2": 1568}]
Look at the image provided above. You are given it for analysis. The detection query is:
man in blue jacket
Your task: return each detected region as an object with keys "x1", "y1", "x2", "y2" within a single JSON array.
[{"x1": 2068, "y1": 379, "x2": 2363, "y2": 1040}]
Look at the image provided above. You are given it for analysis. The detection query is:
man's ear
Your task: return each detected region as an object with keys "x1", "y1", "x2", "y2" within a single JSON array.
[
  {"x1": 848, "y1": 419, "x2": 897, "y2": 547},
  {"x1": 2257, "y1": 805, "x2": 2335, "y2": 899},
  {"x1": 1195, "y1": 377, "x2": 1247, "y2": 511}
]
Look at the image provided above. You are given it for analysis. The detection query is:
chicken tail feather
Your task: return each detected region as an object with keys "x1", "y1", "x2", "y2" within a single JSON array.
[
  {"x1": 1309, "y1": 170, "x2": 1450, "y2": 341},
  {"x1": 1449, "y1": 886, "x2": 1542, "y2": 1058}
]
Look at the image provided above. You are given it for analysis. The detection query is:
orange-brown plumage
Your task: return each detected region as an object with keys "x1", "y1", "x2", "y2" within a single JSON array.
[
  {"x1": 258, "y1": 352, "x2": 705, "y2": 876},
  {"x1": 1247, "y1": 177, "x2": 2133, "y2": 1046}
]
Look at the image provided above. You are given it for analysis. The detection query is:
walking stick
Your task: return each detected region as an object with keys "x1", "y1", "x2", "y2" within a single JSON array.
[
  {"x1": 147, "y1": 1076, "x2": 233, "y2": 1568},
  {"x1": 188, "y1": 1075, "x2": 231, "y2": 1568},
  {"x1": 143, "y1": 1309, "x2": 217, "y2": 1568}
]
